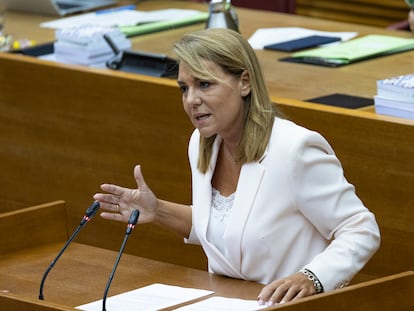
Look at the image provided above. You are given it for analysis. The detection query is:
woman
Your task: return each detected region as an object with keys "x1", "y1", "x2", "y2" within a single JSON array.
[{"x1": 93, "y1": 28, "x2": 380, "y2": 306}]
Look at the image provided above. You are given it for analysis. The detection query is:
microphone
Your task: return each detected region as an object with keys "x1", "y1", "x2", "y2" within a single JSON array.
[
  {"x1": 102, "y1": 209, "x2": 140, "y2": 311},
  {"x1": 39, "y1": 201, "x2": 100, "y2": 300}
]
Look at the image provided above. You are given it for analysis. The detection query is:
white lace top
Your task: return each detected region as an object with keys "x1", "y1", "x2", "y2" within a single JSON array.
[{"x1": 206, "y1": 187, "x2": 235, "y2": 257}]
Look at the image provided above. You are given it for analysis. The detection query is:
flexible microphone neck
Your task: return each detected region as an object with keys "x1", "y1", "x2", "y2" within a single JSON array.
[
  {"x1": 39, "y1": 201, "x2": 100, "y2": 300},
  {"x1": 102, "y1": 209, "x2": 140, "y2": 311}
]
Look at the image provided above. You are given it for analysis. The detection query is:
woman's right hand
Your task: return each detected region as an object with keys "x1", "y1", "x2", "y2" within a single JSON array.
[{"x1": 93, "y1": 165, "x2": 158, "y2": 224}]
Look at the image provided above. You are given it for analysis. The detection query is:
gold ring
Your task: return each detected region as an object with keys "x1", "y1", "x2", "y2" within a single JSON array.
[{"x1": 115, "y1": 204, "x2": 120, "y2": 212}]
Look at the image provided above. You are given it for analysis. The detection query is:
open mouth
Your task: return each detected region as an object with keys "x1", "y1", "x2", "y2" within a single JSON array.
[{"x1": 195, "y1": 114, "x2": 211, "y2": 121}]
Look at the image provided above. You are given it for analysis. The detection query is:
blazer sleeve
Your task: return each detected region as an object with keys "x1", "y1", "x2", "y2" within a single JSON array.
[{"x1": 290, "y1": 130, "x2": 380, "y2": 291}]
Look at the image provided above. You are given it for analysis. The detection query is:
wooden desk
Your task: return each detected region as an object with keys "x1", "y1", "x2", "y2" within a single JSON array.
[
  {"x1": 1, "y1": 202, "x2": 413, "y2": 311},
  {"x1": 4, "y1": 1, "x2": 414, "y2": 101},
  {"x1": 0, "y1": 0, "x2": 413, "y2": 282},
  {"x1": 0, "y1": 202, "x2": 262, "y2": 309}
]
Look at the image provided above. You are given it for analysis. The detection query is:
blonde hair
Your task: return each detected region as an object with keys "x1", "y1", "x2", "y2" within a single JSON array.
[{"x1": 173, "y1": 28, "x2": 282, "y2": 173}]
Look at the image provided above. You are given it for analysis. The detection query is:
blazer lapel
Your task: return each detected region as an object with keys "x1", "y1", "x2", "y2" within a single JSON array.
[
  {"x1": 196, "y1": 136, "x2": 221, "y2": 244},
  {"x1": 196, "y1": 136, "x2": 268, "y2": 277},
  {"x1": 224, "y1": 161, "x2": 266, "y2": 272},
  {"x1": 195, "y1": 137, "x2": 247, "y2": 278}
]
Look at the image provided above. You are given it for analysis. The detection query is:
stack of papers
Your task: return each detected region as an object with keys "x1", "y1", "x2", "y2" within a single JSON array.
[
  {"x1": 374, "y1": 73, "x2": 414, "y2": 119},
  {"x1": 53, "y1": 25, "x2": 131, "y2": 65}
]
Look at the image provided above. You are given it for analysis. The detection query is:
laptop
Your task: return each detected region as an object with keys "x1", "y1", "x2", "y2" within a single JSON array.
[{"x1": 1, "y1": 0, "x2": 118, "y2": 16}]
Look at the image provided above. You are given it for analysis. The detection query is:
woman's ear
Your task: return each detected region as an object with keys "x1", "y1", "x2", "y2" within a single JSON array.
[{"x1": 240, "y1": 70, "x2": 251, "y2": 97}]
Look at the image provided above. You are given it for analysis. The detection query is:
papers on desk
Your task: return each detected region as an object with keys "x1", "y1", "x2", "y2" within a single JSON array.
[
  {"x1": 374, "y1": 73, "x2": 414, "y2": 120},
  {"x1": 289, "y1": 34, "x2": 414, "y2": 66},
  {"x1": 40, "y1": 8, "x2": 207, "y2": 65},
  {"x1": 76, "y1": 283, "x2": 214, "y2": 311},
  {"x1": 76, "y1": 283, "x2": 264, "y2": 311},
  {"x1": 52, "y1": 25, "x2": 131, "y2": 65},
  {"x1": 249, "y1": 28, "x2": 414, "y2": 68},
  {"x1": 40, "y1": 8, "x2": 207, "y2": 30},
  {"x1": 248, "y1": 27, "x2": 357, "y2": 50}
]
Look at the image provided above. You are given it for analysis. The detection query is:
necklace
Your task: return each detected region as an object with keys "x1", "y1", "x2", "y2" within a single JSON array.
[{"x1": 222, "y1": 144, "x2": 238, "y2": 166}]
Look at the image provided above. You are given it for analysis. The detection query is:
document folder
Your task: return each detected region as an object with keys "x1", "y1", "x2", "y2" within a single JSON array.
[{"x1": 280, "y1": 34, "x2": 414, "y2": 67}]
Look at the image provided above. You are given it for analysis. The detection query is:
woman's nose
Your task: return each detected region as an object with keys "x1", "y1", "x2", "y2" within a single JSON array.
[{"x1": 185, "y1": 88, "x2": 201, "y2": 106}]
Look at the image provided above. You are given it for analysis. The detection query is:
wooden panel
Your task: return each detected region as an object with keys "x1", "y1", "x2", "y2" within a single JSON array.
[
  {"x1": 0, "y1": 53, "x2": 207, "y2": 270},
  {"x1": 228, "y1": 0, "x2": 296, "y2": 13},
  {"x1": 0, "y1": 201, "x2": 68, "y2": 254},
  {"x1": 297, "y1": 0, "x2": 409, "y2": 27},
  {"x1": 0, "y1": 293, "x2": 73, "y2": 311}
]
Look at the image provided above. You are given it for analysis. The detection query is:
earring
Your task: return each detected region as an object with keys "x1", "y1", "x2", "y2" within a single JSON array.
[{"x1": 241, "y1": 90, "x2": 250, "y2": 97}]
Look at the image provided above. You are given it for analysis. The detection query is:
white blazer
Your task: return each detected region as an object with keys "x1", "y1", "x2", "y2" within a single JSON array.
[{"x1": 186, "y1": 117, "x2": 380, "y2": 291}]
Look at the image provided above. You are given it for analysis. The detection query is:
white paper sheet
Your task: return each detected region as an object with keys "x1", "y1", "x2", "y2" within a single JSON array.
[
  {"x1": 248, "y1": 27, "x2": 358, "y2": 50},
  {"x1": 76, "y1": 283, "x2": 214, "y2": 311},
  {"x1": 173, "y1": 296, "x2": 268, "y2": 311}
]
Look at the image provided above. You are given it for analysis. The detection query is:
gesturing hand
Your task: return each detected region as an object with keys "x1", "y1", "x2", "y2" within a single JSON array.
[
  {"x1": 93, "y1": 165, "x2": 158, "y2": 224},
  {"x1": 257, "y1": 272, "x2": 316, "y2": 306}
]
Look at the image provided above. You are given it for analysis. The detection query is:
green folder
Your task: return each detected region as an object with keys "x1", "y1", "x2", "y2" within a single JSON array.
[
  {"x1": 287, "y1": 35, "x2": 414, "y2": 66},
  {"x1": 120, "y1": 12, "x2": 209, "y2": 37}
]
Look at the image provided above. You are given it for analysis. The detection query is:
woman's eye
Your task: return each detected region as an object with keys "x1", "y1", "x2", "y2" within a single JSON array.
[
  {"x1": 179, "y1": 85, "x2": 188, "y2": 93},
  {"x1": 200, "y1": 81, "x2": 210, "y2": 88}
]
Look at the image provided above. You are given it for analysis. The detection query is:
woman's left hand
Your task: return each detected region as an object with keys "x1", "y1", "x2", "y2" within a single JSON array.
[{"x1": 257, "y1": 272, "x2": 316, "y2": 306}]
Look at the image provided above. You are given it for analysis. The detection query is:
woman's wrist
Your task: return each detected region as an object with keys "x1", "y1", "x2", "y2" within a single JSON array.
[
  {"x1": 299, "y1": 268, "x2": 324, "y2": 294},
  {"x1": 153, "y1": 199, "x2": 164, "y2": 225}
]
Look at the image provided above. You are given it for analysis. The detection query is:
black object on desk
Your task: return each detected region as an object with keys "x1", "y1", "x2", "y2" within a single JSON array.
[
  {"x1": 264, "y1": 35, "x2": 341, "y2": 52},
  {"x1": 11, "y1": 42, "x2": 54, "y2": 57},
  {"x1": 106, "y1": 50, "x2": 178, "y2": 77},
  {"x1": 104, "y1": 34, "x2": 178, "y2": 78},
  {"x1": 306, "y1": 93, "x2": 374, "y2": 109}
]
